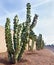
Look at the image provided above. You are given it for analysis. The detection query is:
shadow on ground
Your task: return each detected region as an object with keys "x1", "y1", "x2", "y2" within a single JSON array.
[{"x1": 0, "y1": 57, "x2": 10, "y2": 65}]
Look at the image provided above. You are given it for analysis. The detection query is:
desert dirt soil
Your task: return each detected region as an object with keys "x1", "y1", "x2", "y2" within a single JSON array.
[{"x1": 0, "y1": 49, "x2": 54, "y2": 65}]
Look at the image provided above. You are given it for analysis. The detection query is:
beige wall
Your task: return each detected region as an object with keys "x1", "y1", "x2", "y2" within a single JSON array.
[
  {"x1": 0, "y1": 26, "x2": 36, "y2": 53},
  {"x1": 0, "y1": 26, "x2": 7, "y2": 53}
]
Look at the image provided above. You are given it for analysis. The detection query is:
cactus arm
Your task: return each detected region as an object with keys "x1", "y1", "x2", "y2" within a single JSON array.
[{"x1": 30, "y1": 14, "x2": 38, "y2": 29}]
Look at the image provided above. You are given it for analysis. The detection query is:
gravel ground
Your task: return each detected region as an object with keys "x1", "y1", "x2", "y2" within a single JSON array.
[{"x1": 0, "y1": 49, "x2": 54, "y2": 65}]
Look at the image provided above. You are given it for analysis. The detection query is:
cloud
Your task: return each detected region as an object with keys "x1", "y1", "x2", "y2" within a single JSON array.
[{"x1": 32, "y1": 0, "x2": 51, "y2": 8}]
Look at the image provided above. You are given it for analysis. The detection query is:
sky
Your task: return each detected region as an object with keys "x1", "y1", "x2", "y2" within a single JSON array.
[{"x1": 0, "y1": 0, "x2": 54, "y2": 45}]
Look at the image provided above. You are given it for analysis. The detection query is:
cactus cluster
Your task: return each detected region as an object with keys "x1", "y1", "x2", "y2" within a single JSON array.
[{"x1": 5, "y1": 3, "x2": 38, "y2": 63}]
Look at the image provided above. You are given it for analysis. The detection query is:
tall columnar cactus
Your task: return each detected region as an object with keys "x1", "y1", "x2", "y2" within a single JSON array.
[
  {"x1": 5, "y1": 18, "x2": 14, "y2": 63},
  {"x1": 18, "y1": 3, "x2": 31, "y2": 61},
  {"x1": 36, "y1": 34, "x2": 42, "y2": 50},
  {"x1": 13, "y1": 15, "x2": 22, "y2": 63},
  {"x1": 17, "y1": 24, "x2": 23, "y2": 61},
  {"x1": 36, "y1": 34, "x2": 44, "y2": 50}
]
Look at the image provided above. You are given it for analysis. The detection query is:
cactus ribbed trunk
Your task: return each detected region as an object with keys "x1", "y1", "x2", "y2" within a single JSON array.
[
  {"x1": 13, "y1": 15, "x2": 21, "y2": 63},
  {"x1": 5, "y1": 18, "x2": 14, "y2": 63},
  {"x1": 13, "y1": 15, "x2": 18, "y2": 51}
]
